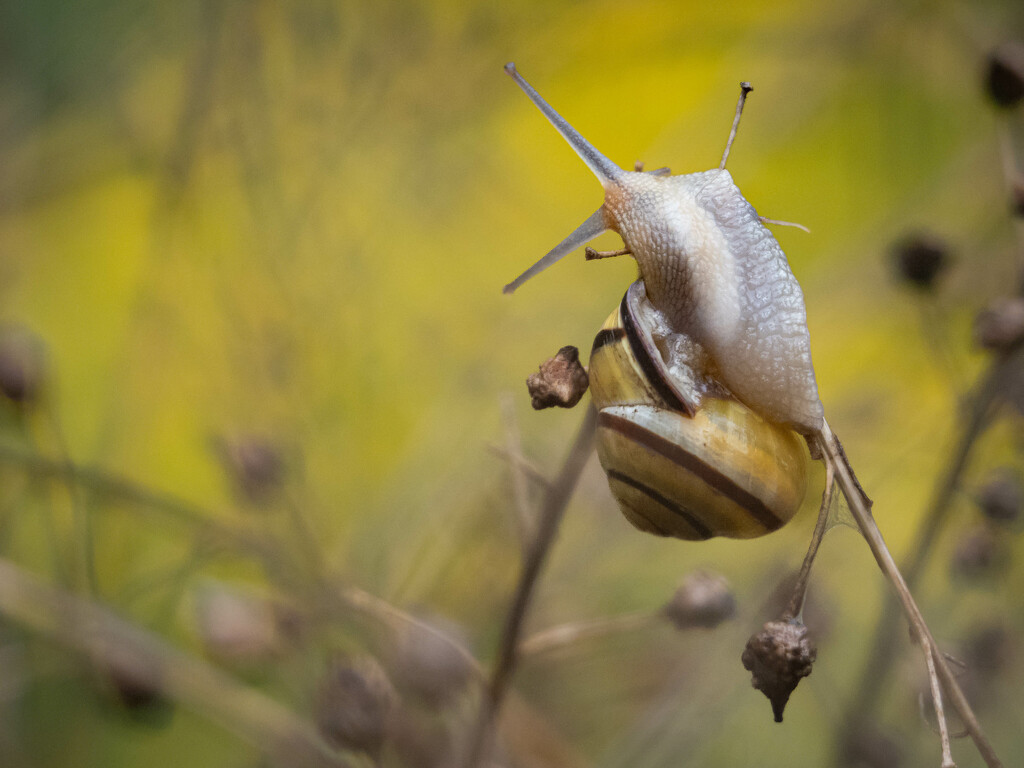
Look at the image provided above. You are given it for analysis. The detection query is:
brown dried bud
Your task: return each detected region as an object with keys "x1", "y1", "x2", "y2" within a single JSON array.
[
  {"x1": 389, "y1": 617, "x2": 472, "y2": 707},
  {"x1": 194, "y1": 582, "x2": 286, "y2": 666},
  {"x1": 985, "y1": 42, "x2": 1024, "y2": 109},
  {"x1": 974, "y1": 297, "x2": 1024, "y2": 350},
  {"x1": 0, "y1": 326, "x2": 46, "y2": 405},
  {"x1": 950, "y1": 524, "x2": 1006, "y2": 579},
  {"x1": 963, "y1": 622, "x2": 1014, "y2": 681},
  {"x1": 741, "y1": 619, "x2": 816, "y2": 723},
  {"x1": 315, "y1": 657, "x2": 397, "y2": 755},
  {"x1": 977, "y1": 470, "x2": 1022, "y2": 525},
  {"x1": 1012, "y1": 180, "x2": 1024, "y2": 218},
  {"x1": 96, "y1": 639, "x2": 173, "y2": 725},
  {"x1": 890, "y1": 234, "x2": 949, "y2": 290},
  {"x1": 215, "y1": 434, "x2": 285, "y2": 505},
  {"x1": 663, "y1": 570, "x2": 736, "y2": 630},
  {"x1": 526, "y1": 346, "x2": 589, "y2": 409}
]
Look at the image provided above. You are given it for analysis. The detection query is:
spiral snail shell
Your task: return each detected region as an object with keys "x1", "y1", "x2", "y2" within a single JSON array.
[{"x1": 589, "y1": 282, "x2": 808, "y2": 540}]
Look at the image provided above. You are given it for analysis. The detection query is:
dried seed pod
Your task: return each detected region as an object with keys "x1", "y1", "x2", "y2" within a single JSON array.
[
  {"x1": 977, "y1": 470, "x2": 1022, "y2": 525},
  {"x1": 0, "y1": 326, "x2": 46, "y2": 405},
  {"x1": 985, "y1": 42, "x2": 1024, "y2": 109},
  {"x1": 315, "y1": 656, "x2": 397, "y2": 756},
  {"x1": 526, "y1": 346, "x2": 589, "y2": 409},
  {"x1": 194, "y1": 582, "x2": 287, "y2": 666},
  {"x1": 663, "y1": 570, "x2": 736, "y2": 629},
  {"x1": 389, "y1": 617, "x2": 472, "y2": 707},
  {"x1": 950, "y1": 524, "x2": 1006, "y2": 579},
  {"x1": 741, "y1": 619, "x2": 816, "y2": 722},
  {"x1": 889, "y1": 234, "x2": 949, "y2": 290},
  {"x1": 214, "y1": 434, "x2": 286, "y2": 505},
  {"x1": 974, "y1": 297, "x2": 1024, "y2": 351}
]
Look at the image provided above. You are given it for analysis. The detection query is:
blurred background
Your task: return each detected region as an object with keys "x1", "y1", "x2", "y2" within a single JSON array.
[{"x1": 0, "y1": 0, "x2": 1022, "y2": 766}]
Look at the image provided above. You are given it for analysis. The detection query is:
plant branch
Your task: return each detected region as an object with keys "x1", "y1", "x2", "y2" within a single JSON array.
[
  {"x1": 0, "y1": 556, "x2": 347, "y2": 767},
  {"x1": 817, "y1": 420, "x2": 1002, "y2": 768},
  {"x1": 461, "y1": 405, "x2": 598, "y2": 768},
  {"x1": 519, "y1": 610, "x2": 659, "y2": 657}
]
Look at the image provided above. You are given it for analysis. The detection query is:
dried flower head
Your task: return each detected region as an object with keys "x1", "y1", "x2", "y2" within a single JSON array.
[
  {"x1": 663, "y1": 570, "x2": 736, "y2": 630},
  {"x1": 194, "y1": 582, "x2": 286, "y2": 666},
  {"x1": 890, "y1": 234, "x2": 949, "y2": 290},
  {"x1": 985, "y1": 42, "x2": 1024, "y2": 108},
  {"x1": 741, "y1": 619, "x2": 816, "y2": 722},
  {"x1": 0, "y1": 326, "x2": 46, "y2": 405},
  {"x1": 974, "y1": 297, "x2": 1024, "y2": 351},
  {"x1": 977, "y1": 470, "x2": 1022, "y2": 525},
  {"x1": 315, "y1": 656, "x2": 397, "y2": 756},
  {"x1": 526, "y1": 346, "x2": 589, "y2": 409},
  {"x1": 215, "y1": 434, "x2": 286, "y2": 505},
  {"x1": 950, "y1": 524, "x2": 1006, "y2": 580},
  {"x1": 389, "y1": 616, "x2": 472, "y2": 707}
]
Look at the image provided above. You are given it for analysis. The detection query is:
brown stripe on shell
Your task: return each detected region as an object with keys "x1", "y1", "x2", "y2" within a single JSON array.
[
  {"x1": 598, "y1": 410, "x2": 784, "y2": 532},
  {"x1": 591, "y1": 327, "x2": 626, "y2": 353},
  {"x1": 606, "y1": 469, "x2": 713, "y2": 539},
  {"x1": 619, "y1": 293, "x2": 690, "y2": 414}
]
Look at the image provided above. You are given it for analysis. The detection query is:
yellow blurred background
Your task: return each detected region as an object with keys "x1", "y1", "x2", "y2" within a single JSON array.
[{"x1": 0, "y1": 0, "x2": 1022, "y2": 766}]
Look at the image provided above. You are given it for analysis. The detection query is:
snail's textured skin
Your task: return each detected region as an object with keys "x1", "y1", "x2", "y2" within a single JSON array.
[{"x1": 604, "y1": 169, "x2": 824, "y2": 434}]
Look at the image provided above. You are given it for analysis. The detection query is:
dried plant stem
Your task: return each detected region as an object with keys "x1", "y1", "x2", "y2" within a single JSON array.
[
  {"x1": 783, "y1": 459, "x2": 835, "y2": 620},
  {"x1": 817, "y1": 419, "x2": 1002, "y2": 768},
  {"x1": 519, "y1": 610, "x2": 659, "y2": 656},
  {"x1": 840, "y1": 350, "x2": 1009, "y2": 751},
  {"x1": 0, "y1": 556, "x2": 346, "y2": 767},
  {"x1": 461, "y1": 405, "x2": 598, "y2": 768},
  {"x1": 501, "y1": 394, "x2": 539, "y2": 556},
  {"x1": 923, "y1": 639, "x2": 957, "y2": 768}
]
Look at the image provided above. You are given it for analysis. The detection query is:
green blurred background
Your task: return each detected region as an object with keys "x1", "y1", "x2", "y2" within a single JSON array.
[{"x1": 0, "y1": 0, "x2": 1022, "y2": 766}]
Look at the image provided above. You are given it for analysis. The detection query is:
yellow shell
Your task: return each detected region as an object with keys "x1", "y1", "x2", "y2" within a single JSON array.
[{"x1": 589, "y1": 286, "x2": 809, "y2": 541}]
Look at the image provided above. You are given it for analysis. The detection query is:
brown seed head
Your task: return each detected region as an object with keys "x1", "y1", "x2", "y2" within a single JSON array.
[
  {"x1": 974, "y1": 297, "x2": 1024, "y2": 351},
  {"x1": 985, "y1": 42, "x2": 1024, "y2": 108},
  {"x1": 315, "y1": 656, "x2": 397, "y2": 756},
  {"x1": 977, "y1": 470, "x2": 1022, "y2": 525},
  {"x1": 0, "y1": 326, "x2": 46, "y2": 405},
  {"x1": 741, "y1": 619, "x2": 816, "y2": 722},
  {"x1": 663, "y1": 570, "x2": 736, "y2": 630},
  {"x1": 389, "y1": 616, "x2": 472, "y2": 707},
  {"x1": 890, "y1": 234, "x2": 949, "y2": 290},
  {"x1": 526, "y1": 346, "x2": 589, "y2": 409}
]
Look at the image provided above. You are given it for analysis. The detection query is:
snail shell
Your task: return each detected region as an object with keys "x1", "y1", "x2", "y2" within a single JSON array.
[{"x1": 589, "y1": 282, "x2": 809, "y2": 540}]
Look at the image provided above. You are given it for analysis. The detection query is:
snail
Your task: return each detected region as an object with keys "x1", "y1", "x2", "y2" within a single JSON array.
[{"x1": 503, "y1": 64, "x2": 822, "y2": 540}]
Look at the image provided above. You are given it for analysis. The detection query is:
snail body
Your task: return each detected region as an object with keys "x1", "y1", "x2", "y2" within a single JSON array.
[
  {"x1": 503, "y1": 64, "x2": 819, "y2": 539},
  {"x1": 589, "y1": 282, "x2": 808, "y2": 540},
  {"x1": 503, "y1": 64, "x2": 824, "y2": 435}
]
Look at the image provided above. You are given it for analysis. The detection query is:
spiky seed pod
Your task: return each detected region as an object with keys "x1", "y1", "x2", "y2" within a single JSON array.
[
  {"x1": 663, "y1": 570, "x2": 736, "y2": 629},
  {"x1": 526, "y1": 346, "x2": 589, "y2": 410},
  {"x1": 315, "y1": 657, "x2": 397, "y2": 756},
  {"x1": 741, "y1": 619, "x2": 816, "y2": 722}
]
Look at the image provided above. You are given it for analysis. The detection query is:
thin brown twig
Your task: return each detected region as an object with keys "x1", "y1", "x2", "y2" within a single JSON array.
[
  {"x1": 817, "y1": 419, "x2": 1002, "y2": 768},
  {"x1": 501, "y1": 394, "x2": 539, "y2": 556},
  {"x1": 839, "y1": 348, "x2": 1010, "y2": 754},
  {"x1": 461, "y1": 405, "x2": 598, "y2": 768},
  {"x1": 784, "y1": 459, "x2": 835, "y2": 620},
  {"x1": 923, "y1": 638, "x2": 957, "y2": 768},
  {"x1": 0, "y1": 556, "x2": 347, "y2": 767},
  {"x1": 519, "y1": 610, "x2": 659, "y2": 657}
]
